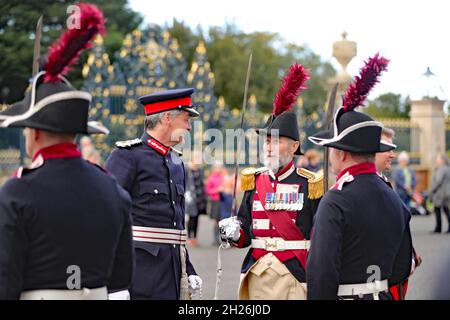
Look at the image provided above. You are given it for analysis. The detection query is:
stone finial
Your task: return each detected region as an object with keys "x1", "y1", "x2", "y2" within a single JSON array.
[{"x1": 332, "y1": 31, "x2": 357, "y2": 83}]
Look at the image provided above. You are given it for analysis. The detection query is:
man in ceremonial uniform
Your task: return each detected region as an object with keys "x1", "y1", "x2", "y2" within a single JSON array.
[
  {"x1": 306, "y1": 54, "x2": 413, "y2": 300},
  {"x1": 0, "y1": 4, "x2": 133, "y2": 300},
  {"x1": 375, "y1": 127, "x2": 422, "y2": 300},
  {"x1": 219, "y1": 64, "x2": 323, "y2": 300},
  {"x1": 105, "y1": 88, "x2": 202, "y2": 300},
  {"x1": 375, "y1": 127, "x2": 397, "y2": 185}
]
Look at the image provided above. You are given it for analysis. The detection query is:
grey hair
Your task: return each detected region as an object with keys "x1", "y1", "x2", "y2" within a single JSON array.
[
  {"x1": 381, "y1": 127, "x2": 395, "y2": 139},
  {"x1": 398, "y1": 151, "x2": 409, "y2": 163},
  {"x1": 144, "y1": 110, "x2": 182, "y2": 130},
  {"x1": 352, "y1": 152, "x2": 376, "y2": 163},
  {"x1": 437, "y1": 153, "x2": 450, "y2": 166}
]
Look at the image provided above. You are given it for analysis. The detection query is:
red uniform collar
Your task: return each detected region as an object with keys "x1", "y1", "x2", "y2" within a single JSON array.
[
  {"x1": 146, "y1": 136, "x2": 170, "y2": 156},
  {"x1": 336, "y1": 162, "x2": 377, "y2": 181},
  {"x1": 33, "y1": 142, "x2": 81, "y2": 161},
  {"x1": 275, "y1": 160, "x2": 294, "y2": 179}
]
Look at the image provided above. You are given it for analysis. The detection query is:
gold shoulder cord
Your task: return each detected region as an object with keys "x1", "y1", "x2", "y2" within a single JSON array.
[{"x1": 297, "y1": 168, "x2": 324, "y2": 200}]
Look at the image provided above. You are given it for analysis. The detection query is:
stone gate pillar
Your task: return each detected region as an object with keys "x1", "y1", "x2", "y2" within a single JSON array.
[{"x1": 410, "y1": 98, "x2": 446, "y2": 172}]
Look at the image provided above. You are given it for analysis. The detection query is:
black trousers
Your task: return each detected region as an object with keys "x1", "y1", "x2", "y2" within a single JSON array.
[
  {"x1": 188, "y1": 215, "x2": 199, "y2": 238},
  {"x1": 434, "y1": 206, "x2": 450, "y2": 232}
]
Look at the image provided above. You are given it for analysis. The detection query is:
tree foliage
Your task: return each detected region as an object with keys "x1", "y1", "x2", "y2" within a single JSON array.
[
  {"x1": 1, "y1": 4, "x2": 336, "y2": 117},
  {"x1": 0, "y1": 0, "x2": 142, "y2": 103},
  {"x1": 365, "y1": 93, "x2": 411, "y2": 118},
  {"x1": 167, "y1": 21, "x2": 336, "y2": 114}
]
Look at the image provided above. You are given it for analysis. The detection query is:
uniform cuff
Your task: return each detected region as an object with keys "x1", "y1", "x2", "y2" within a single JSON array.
[{"x1": 232, "y1": 229, "x2": 246, "y2": 248}]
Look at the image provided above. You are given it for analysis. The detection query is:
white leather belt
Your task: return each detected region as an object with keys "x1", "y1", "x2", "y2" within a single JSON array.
[
  {"x1": 252, "y1": 219, "x2": 296, "y2": 230},
  {"x1": 251, "y1": 237, "x2": 310, "y2": 251},
  {"x1": 20, "y1": 286, "x2": 107, "y2": 300},
  {"x1": 338, "y1": 280, "x2": 388, "y2": 299},
  {"x1": 132, "y1": 225, "x2": 187, "y2": 245}
]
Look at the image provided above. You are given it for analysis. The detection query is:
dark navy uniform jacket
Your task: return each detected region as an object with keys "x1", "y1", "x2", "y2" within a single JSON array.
[
  {"x1": 306, "y1": 162, "x2": 413, "y2": 300},
  {"x1": 0, "y1": 143, "x2": 133, "y2": 300},
  {"x1": 105, "y1": 131, "x2": 197, "y2": 300},
  {"x1": 236, "y1": 161, "x2": 321, "y2": 283}
]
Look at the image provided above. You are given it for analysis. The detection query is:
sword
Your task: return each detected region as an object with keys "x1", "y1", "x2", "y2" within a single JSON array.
[
  {"x1": 214, "y1": 53, "x2": 252, "y2": 300},
  {"x1": 231, "y1": 53, "x2": 252, "y2": 217},
  {"x1": 32, "y1": 16, "x2": 43, "y2": 77},
  {"x1": 20, "y1": 15, "x2": 43, "y2": 166},
  {"x1": 323, "y1": 83, "x2": 338, "y2": 190}
]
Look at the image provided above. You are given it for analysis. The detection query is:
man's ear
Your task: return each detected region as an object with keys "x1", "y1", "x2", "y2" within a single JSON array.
[
  {"x1": 33, "y1": 128, "x2": 40, "y2": 141},
  {"x1": 341, "y1": 150, "x2": 348, "y2": 162},
  {"x1": 291, "y1": 141, "x2": 300, "y2": 154},
  {"x1": 164, "y1": 112, "x2": 174, "y2": 125},
  {"x1": 158, "y1": 112, "x2": 169, "y2": 126}
]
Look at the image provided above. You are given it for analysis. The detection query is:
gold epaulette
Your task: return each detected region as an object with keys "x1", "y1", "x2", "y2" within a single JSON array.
[
  {"x1": 297, "y1": 168, "x2": 324, "y2": 200},
  {"x1": 240, "y1": 167, "x2": 267, "y2": 191}
]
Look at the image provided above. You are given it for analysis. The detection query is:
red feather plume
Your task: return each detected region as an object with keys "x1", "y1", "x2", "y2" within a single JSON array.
[
  {"x1": 342, "y1": 53, "x2": 389, "y2": 112},
  {"x1": 44, "y1": 3, "x2": 106, "y2": 82},
  {"x1": 273, "y1": 63, "x2": 310, "y2": 116}
]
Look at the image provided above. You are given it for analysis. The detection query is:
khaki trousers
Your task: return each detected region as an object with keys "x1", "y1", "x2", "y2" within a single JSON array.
[{"x1": 238, "y1": 253, "x2": 307, "y2": 300}]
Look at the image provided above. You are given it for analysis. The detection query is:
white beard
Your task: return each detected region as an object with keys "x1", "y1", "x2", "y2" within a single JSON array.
[
  {"x1": 263, "y1": 156, "x2": 281, "y2": 173},
  {"x1": 263, "y1": 154, "x2": 292, "y2": 173}
]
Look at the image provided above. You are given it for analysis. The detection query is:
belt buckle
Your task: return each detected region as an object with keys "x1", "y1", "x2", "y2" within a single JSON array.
[
  {"x1": 275, "y1": 239, "x2": 285, "y2": 251},
  {"x1": 264, "y1": 239, "x2": 277, "y2": 251},
  {"x1": 266, "y1": 238, "x2": 285, "y2": 251}
]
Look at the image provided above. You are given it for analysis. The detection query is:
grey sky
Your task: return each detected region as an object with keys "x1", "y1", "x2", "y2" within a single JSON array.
[{"x1": 130, "y1": 0, "x2": 448, "y2": 103}]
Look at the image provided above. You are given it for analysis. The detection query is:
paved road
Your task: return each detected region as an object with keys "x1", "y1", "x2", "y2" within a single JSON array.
[{"x1": 187, "y1": 214, "x2": 450, "y2": 300}]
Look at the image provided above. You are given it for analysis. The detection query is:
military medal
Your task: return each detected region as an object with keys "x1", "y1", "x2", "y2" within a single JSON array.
[
  {"x1": 277, "y1": 193, "x2": 282, "y2": 210},
  {"x1": 265, "y1": 192, "x2": 271, "y2": 210},
  {"x1": 283, "y1": 193, "x2": 289, "y2": 210},
  {"x1": 287, "y1": 193, "x2": 292, "y2": 211},
  {"x1": 291, "y1": 192, "x2": 296, "y2": 210},
  {"x1": 296, "y1": 193, "x2": 304, "y2": 210},
  {"x1": 270, "y1": 193, "x2": 276, "y2": 210}
]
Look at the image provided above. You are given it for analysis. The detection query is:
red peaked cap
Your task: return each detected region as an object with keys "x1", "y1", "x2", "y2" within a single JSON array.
[{"x1": 138, "y1": 88, "x2": 200, "y2": 117}]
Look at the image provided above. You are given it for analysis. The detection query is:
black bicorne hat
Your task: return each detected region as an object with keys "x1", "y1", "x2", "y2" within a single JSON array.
[
  {"x1": 0, "y1": 72, "x2": 97, "y2": 134},
  {"x1": 308, "y1": 107, "x2": 395, "y2": 153},
  {"x1": 309, "y1": 53, "x2": 396, "y2": 153},
  {"x1": 0, "y1": 3, "x2": 108, "y2": 135},
  {"x1": 256, "y1": 63, "x2": 310, "y2": 155},
  {"x1": 256, "y1": 112, "x2": 303, "y2": 155}
]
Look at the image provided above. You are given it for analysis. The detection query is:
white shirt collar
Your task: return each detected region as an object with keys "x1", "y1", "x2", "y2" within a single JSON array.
[{"x1": 277, "y1": 163, "x2": 295, "y2": 181}]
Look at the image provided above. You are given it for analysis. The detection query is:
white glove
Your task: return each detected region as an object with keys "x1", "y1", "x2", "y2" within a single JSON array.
[
  {"x1": 108, "y1": 290, "x2": 130, "y2": 300},
  {"x1": 219, "y1": 217, "x2": 241, "y2": 242},
  {"x1": 188, "y1": 275, "x2": 203, "y2": 296}
]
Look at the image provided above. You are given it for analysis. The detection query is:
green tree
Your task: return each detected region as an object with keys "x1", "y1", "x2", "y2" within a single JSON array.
[
  {"x1": 167, "y1": 19, "x2": 204, "y2": 67},
  {"x1": 0, "y1": 0, "x2": 142, "y2": 103},
  {"x1": 168, "y1": 22, "x2": 336, "y2": 115},
  {"x1": 365, "y1": 93, "x2": 411, "y2": 118},
  {"x1": 283, "y1": 43, "x2": 336, "y2": 115}
]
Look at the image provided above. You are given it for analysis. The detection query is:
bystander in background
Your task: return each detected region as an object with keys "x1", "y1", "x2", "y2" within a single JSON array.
[{"x1": 429, "y1": 153, "x2": 450, "y2": 233}]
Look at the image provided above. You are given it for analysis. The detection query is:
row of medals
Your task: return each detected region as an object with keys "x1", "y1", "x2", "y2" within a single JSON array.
[{"x1": 265, "y1": 192, "x2": 304, "y2": 211}]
